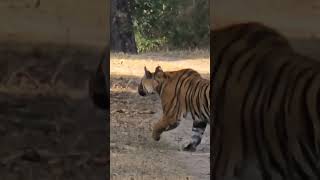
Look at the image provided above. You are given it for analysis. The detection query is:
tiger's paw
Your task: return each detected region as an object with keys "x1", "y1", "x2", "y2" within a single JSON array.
[
  {"x1": 183, "y1": 143, "x2": 197, "y2": 152},
  {"x1": 152, "y1": 131, "x2": 161, "y2": 141}
]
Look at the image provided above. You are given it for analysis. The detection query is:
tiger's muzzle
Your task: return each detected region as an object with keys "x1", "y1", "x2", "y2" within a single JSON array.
[{"x1": 138, "y1": 84, "x2": 146, "y2": 96}]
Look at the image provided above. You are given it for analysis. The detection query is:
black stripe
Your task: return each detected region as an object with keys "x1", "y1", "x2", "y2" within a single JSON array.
[
  {"x1": 195, "y1": 81, "x2": 204, "y2": 120},
  {"x1": 246, "y1": 59, "x2": 270, "y2": 180},
  {"x1": 317, "y1": 84, "x2": 320, "y2": 128},
  {"x1": 264, "y1": 59, "x2": 292, "y2": 177},
  {"x1": 284, "y1": 60, "x2": 301, "y2": 115},
  {"x1": 203, "y1": 83, "x2": 210, "y2": 119},
  {"x1": 287, "y1": 67, "x2": 313, "y2": 114},
  {"x1": 240, "y1": 86, "x2": 249, "y2": 160},
  {"x1": 187, "y1": 79, "x2": 196, "y2": 120},
  {"x1": 188, "y1": 77, "x2": 197, "y2": 115},
  {"x1": 302, "y1": 73, "x2": 318, "y2": 155},
  {"x1": 282, "y1": 61, "x2": 302, "y2": 178},
  {"x1": 191, "y1": 80, "x2": 203, "y2": 120},
  {"x1": 299, "y1": 141, "x2": 320, "y2": 178},
  {"x1": 267, "y1": 61, "x2": 292, "y2": 108},
  {"x1": 291, "y1": 154, "x2": 309, "y2": 179},
  {"x1": 202, "y1": 82, "x2": 210, "y2": 120},
  {"x1": 193, "y1": 121, "x2": 207, "y2": 129},
  {"x1": 184, "y1": 79, "x2": 194, "y2": 112},
  {"x1": 172, "y1": 78, "x2": 186, "y2": 119}
]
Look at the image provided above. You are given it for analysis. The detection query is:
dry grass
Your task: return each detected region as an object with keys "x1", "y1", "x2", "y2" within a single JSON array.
[{"x1": 111, "y1": 50, "x2": 210, "y2": 77}]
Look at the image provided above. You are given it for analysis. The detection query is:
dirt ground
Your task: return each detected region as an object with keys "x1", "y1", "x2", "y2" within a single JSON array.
[
  {"x1": 110, "y1": 50, "x2": 210, "y2": 180},
  {"x1": 1, "y1": 48, "x2": 108, "y2": 180}
]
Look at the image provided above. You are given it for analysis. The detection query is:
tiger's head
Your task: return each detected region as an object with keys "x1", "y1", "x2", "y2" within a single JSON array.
[{"x1": 138, "y1": 66, "x2": 166, "y2": 96}]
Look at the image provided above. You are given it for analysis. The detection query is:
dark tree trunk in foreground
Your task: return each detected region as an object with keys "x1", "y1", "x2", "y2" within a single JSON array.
[{"x1": 111, "y1": 0, "x2": 137, "y2": 54}]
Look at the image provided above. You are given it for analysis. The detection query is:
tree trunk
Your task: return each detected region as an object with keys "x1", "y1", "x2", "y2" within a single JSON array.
[{"x1": 111, "y1": 0, "x2": 137, "y2": 54}]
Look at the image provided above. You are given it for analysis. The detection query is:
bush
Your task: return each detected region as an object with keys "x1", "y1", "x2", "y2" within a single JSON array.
[{"x1": 130, "y1": 0, "x2": 209, "y2": 53}]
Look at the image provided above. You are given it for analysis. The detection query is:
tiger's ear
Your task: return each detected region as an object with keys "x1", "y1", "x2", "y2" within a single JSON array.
[
  {"x1": 155, "y1": 66, "x2": 163, "y2": 73},
  {"x1": 144, "y1": 66, "x2": 152, "y2": 78},
  {"x1": 154, "y1": 66, "x2": 164, "y2": 78}
]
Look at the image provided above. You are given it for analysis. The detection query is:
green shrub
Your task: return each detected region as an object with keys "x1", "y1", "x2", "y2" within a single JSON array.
[{"x1": 130, "y1": 0, "x2": 209, "y2": 52}]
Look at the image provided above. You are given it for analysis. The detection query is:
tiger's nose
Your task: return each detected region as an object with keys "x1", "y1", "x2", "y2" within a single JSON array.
[
  {"x1": 138, "y1": 90, "x2": 146, "y2": 96},
  {"x1": 138, "y1": 86, "x2": 146, "y2": 96}
]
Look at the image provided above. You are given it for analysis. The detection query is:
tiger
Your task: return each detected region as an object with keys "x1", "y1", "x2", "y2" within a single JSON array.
[
  {"x1": 89, "y1": 47, "x2": 109, "y2": 110},
  {"x1": 138, "y1": 66, "x2": 210, "y2": 152},
  {"x1": 211, "y1": 22, "x2": 320, "y2": 179}
]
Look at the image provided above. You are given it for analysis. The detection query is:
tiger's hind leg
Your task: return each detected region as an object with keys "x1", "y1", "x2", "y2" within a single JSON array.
[{"x1": 183, "y1": 120, "x2": 207, "y2": 152}]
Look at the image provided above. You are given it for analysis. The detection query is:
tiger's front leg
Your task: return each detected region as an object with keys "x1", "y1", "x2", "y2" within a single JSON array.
[{"x1": 152, "y1": 116, "x2": 180, "y2": 141}]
